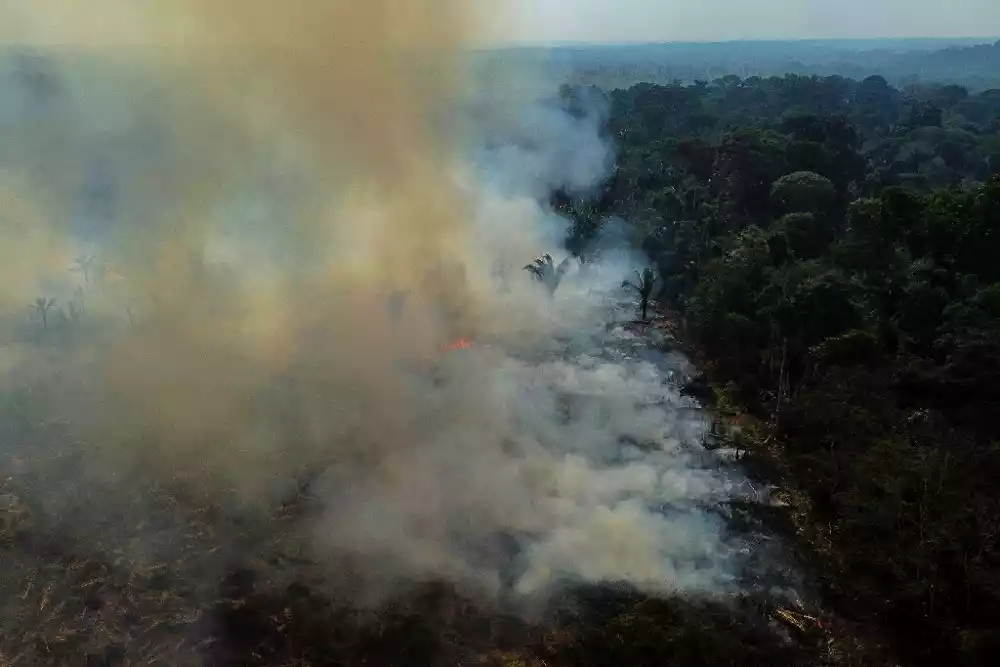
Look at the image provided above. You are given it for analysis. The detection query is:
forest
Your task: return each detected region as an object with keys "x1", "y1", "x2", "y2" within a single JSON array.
[
  {"x1": 555, "y1": 72, "x2": 1000, "y2": 665},
  {"x1": 4, "y1": 30, "x2": 1000, "y2": 666}
]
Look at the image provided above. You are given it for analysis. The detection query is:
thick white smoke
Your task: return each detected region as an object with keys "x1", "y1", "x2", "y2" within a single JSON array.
[
  {"x1": 0, "y1": 4, "x2": 747, "y2": 612},
  {"x1": 312, "y1": 339, "x2": 743, "y2": 598}
]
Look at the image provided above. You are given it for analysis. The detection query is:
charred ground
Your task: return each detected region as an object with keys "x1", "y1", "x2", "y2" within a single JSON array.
[{"x1": 1, "y1": 446, "x2": 836, "y2": 667}]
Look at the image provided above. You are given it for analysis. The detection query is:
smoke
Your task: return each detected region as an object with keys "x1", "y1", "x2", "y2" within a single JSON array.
[
  {"x1": 0, "y1": 2, "x2": 746, "y2": 608},
  {"x1": 466, "y1": 82, "x2": 612, "y2": 199}
]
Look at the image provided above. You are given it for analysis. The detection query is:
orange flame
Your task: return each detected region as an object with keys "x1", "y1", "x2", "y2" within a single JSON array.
[{"x1": 446, "y1": 338, "x2": 473, "y2": 350}]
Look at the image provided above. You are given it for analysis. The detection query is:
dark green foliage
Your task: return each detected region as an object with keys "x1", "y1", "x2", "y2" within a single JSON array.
[
  {"x1": 809, "y1": 328, "x2": 882, "y2": 369},
  {"x1": 549, "y1": 592, "x2": 812, "y2": 667},
  {"x1": 771, "y1": 171, "x2": 836, "y2": 215},
  {"x1": 771, "y1": 212, "x2": 829, "y2": 260},
  {"x1": 558, "y1": 71, "x2": 1000, "y2": 665}
]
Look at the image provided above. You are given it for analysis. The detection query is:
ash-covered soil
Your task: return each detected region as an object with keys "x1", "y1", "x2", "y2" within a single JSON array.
[{"x1": 1, "y1": 317, "x2": 843, "y2": 667}]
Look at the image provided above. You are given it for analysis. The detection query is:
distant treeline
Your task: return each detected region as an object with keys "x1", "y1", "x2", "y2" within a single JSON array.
[{"x1": 486, "y1": 38, "x2": 1000, "y2": 91}]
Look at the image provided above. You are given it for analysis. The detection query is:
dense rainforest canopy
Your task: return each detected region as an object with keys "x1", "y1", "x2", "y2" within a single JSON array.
[{"x1": 557, "y1": 72, "x2": 1000, "y2": 665}]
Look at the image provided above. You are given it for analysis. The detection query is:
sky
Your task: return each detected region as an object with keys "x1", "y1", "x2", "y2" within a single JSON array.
[
  {"x1": 494, "y1": 0, "x2": 1000, "y2": 44},
  {"x1": 0, "y1": 2, "x2": 996, "y2": 48}
]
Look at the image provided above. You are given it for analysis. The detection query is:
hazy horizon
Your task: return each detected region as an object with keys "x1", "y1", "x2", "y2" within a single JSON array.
[
  {"x1": 484, "y1": 35, "x2": 999, "y2": 50},
  {"x1": 0, "y1": 0, "x2": 996, "y2": 51},
  {"x1": 492, "y1": 0, "x2": 1000, "y2": 46}
]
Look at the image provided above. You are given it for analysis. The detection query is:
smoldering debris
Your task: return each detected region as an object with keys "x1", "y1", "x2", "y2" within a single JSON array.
[
  {"x1": 0, "y1": 4, "x2": 783, "y2": 664},
  {"x1": 302, "y1": 315, "x2": 747, "y2": 602}
]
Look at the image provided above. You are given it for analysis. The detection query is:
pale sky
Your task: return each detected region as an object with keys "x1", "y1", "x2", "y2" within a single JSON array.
[{"x1": 493, "y1": 0, "x2": 1000, "y2": 44}]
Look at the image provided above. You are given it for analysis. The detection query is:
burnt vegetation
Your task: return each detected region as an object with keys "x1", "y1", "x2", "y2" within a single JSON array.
[
  {"x1": 1, "y1": 468, "x2": 825, "y2": 666},
  {"x1": 6, "y1": 44, "x2": 1000, "y2": 667}
]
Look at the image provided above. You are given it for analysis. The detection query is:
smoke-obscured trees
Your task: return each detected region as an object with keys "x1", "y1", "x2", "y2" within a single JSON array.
[
  {"x1": 34, "y1": 297, "x2": 56, "y2": 330},
  {"x1": 621, "y1": 268, "x2": 659, "y2": 321},
  {"x1": 71, "y1": 254, "x2": 96, "y2": 287},
  {"x1": 523, "y1": 253, "x2": 572, "y2": 295}
]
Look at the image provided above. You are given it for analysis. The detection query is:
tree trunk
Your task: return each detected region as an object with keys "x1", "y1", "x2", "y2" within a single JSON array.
[
  {"x1": 641, "y1": 299, "x2": 648, "y2": 321},
  {"x1": 776, "y1": 336, "x2": 788, "y2": 429}
]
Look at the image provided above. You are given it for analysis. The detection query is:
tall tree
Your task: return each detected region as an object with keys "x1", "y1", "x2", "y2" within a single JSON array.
[
  {"x1": 34, "y1": 297, "x2": 56, "y2": 330},
  {"x1": 622, "y1": 268, "x2": 659, "y2": 321},
  {"x1": 71, "y1": 254, "x2": 96, "y2": 287}
]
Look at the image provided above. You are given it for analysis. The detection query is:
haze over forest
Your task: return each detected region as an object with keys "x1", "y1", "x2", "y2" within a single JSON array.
[
  {"x1": 481, "y1": 37, "x2": 1000, "y2": 91},
  {"x1": 1, "y1": 2, "x2": 1000, "y2": 666}
]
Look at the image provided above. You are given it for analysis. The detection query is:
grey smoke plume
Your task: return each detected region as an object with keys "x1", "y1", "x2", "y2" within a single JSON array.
[
  {"x1": 466, "y1": 83, "x2": 612, "y2": 199},
  {"x1": 312, "y1": 334, "x2": 743, "y2": 599},
  {"x1": 0, "y1": 2, "x2": 746, "y2": 607}
]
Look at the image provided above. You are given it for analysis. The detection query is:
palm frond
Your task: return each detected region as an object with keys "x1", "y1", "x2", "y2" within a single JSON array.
[{"x1": 556, "y1": 256, "x2": 573, "y2": 281}]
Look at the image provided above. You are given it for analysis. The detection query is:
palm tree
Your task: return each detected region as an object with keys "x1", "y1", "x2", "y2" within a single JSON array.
[
  {"x1": 622, "y1": 268, "x2": 658, "y2": 321},
  {"x1": 523, "y1": 254, "x2": 553, "y2": 280},
  {"x1": 71, "y1": 254, "x2": 96, "y2": 287},
  {"x1": 523, "y1": 254, "x2": 573, "y2": 295},
  {"x1": 73, "y1": 285, "x2": 86, "y2": 316},
  {"x1": 34, "y1": 297, "x2": 56, "y2": 329}
]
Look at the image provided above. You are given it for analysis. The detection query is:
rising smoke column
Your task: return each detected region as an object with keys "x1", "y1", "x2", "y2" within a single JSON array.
[
  {"x1": 1, "y1": 0, "x2": 494, "y2": 486},
  {"x1": 0, "y1": 2, "x2": 747, "y2": 603}
]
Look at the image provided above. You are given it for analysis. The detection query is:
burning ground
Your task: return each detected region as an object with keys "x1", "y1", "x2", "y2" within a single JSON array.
[
  {"x1": 0, "y1": 2, "x2": 819, "y2": 665},
  {"x1": 1, "y1": 305, "x2": 809, "y2": 666}
]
